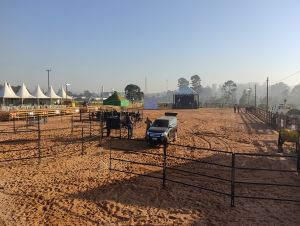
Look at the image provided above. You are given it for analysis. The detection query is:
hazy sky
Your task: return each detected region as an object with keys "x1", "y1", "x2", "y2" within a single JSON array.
[{"x1": 1, "y1": 0, "x2": 300, "y2": 93}]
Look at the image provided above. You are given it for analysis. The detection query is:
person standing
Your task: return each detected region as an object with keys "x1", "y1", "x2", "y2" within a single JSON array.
[
  {"x1": 145, "y1": 117, "x2": 152, "y2": 138},
  {"x1": 234, "y1": 105, "x2": 237, "y2": 113},
  {"x1": 126, "y1": 114, "x2": 134, "y2": 139}
]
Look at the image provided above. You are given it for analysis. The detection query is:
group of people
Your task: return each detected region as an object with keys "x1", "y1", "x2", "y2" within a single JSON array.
[
  {"x1": 125, "y1": 115, "x2": 153, "y2": 139},
  {"x1": 233, "y1": 105, "x2": 241, "y2": 113}
]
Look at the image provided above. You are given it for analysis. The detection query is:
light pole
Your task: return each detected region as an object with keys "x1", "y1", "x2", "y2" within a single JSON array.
[
  {"x1": 266, "y1": 77, "x2": 269, "y2": 111},
  {"x1": 254, "y1": 84, "x2": 257, "y2": 108},
  {"x1": 246, "y1": 88, "x2": 252, "y2": 105},
  {"x1": 65, "y1": 83, "x2": 70, "y2": 102},
  {"x1": 46, "y1": 69, "x2": 51, "y2": 92}
]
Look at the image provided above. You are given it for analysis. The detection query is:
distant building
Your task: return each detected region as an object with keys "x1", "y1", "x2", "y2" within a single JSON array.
[{"x1": 173, "y1": 87, "x2": 199, "y2": 109}]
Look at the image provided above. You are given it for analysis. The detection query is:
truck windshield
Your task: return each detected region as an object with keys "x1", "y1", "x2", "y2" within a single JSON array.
[{"x1": 152, "y1": 119, "x2": 169, "y2": 127}]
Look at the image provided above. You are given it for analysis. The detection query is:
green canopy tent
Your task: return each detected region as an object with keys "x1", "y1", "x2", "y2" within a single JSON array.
[{"x1": 103, "y1": 92, "x2": 129, "y2": 107}]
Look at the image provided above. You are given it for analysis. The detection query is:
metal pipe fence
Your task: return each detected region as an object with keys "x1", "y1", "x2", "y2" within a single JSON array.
[
  {"x1": 0, "y1": 115, "x2": 102, "y2": 164},
  {"x1": 109, "y1": 139, "x2": 300, "y2": 207}
]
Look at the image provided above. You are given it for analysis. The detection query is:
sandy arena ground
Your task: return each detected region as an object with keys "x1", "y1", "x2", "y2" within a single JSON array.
[{"x1": 0, "y1": 108, "x2": 299, "y2": 225}]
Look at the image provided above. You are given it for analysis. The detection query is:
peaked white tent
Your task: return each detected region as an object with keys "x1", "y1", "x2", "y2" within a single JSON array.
[
  {"x1": 17, "y1": 83, "x2": 35, "y2": 105},
  {"x1": 58, "y1": 85, "x2": 72, "y2": 100},
  {"x1": 8, "y1": 83, "x2": 19, "y2": 96},
  {"x1": 32, "y1": 84, "x2": 49, "y2": 105},
  {"x1": 46, "y1": 86, "x2": 61, "y2": 99},
  {"x1": 0, "y1": 82, "x2": 19, "y2": 105},
  {"x1": 46, "y1": 86, "x2": 61, "y2": 104}
]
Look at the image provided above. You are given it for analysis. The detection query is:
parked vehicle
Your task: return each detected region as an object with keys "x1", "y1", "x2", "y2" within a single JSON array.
[{"x1": 147, "y1": 112, "x2": 177, "y2": 145}]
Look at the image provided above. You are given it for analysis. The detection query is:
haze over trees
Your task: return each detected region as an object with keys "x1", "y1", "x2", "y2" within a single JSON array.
[
  {"x1": 151, "y1": 77, "x2": 300, "y2": 109},
  {"x1": 222, "y1": 80, "x2": 237, "y2": 104}
]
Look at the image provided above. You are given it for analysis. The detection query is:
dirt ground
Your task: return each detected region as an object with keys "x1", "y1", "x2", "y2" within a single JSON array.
[{"x1": 0, "y1": 108, "x2": 299, "y2": 225}]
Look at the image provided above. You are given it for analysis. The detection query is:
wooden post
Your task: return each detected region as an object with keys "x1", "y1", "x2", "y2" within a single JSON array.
[
  {"x1": 109, "y1": 138, "x2": 112, "y2": 178},
  {"x1": 120, "y1": 112, "x2": 122, "y2": 139},
  {"x1": 25, "y1": 113, "x2": 29, "y2": 130},
  {"x1": 71, "y1": 114, "x2": 74, "y2": 135},
  {"x1": 296, "y1": 140, "x2": 300, "y2": 174},
  {"x1": 297, "y1": 150, "x2": 300, "y2": 174},
  {"x1": 37, "y1": 115, "x2": 41, "y2": 163},
  {"x1": 13, "y1": 115, "x2": 16, "y2": 133},
  {"x1": 99, "y1": 113, "x2": 102, "y2": 147},
  {"x1": 162, "y1": 142, "x2": 167, "y2": 188},
  {"x1": 81, "y1": 122, "x2": 84, "y2": 155},
  {"x1": 89, "y1": 114, "x2": 92, "y2": 137},
  {"x1": 231, "y1": 153, "x2": 236, "y2": 207}
]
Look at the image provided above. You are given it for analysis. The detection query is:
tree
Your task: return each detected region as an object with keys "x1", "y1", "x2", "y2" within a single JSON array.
[
  {"x1": 11, "y1": 85, "x2": 21, "y2": 93},
  {"x1": 291, "y1": 84, "x2": 300, "y2": 96},
  {"x1": 190, "y1": 74, "x2": 202, "y2": 93},
  {"x1": 125, "y1": 84, "x2": 144, "y2": 102},
  {"x1": 201, "y1": 86, "x2": 213, "y2": 101},
  {"x1": 269, "y1": 82, "x2": 289, "y2": 99},
  {"x1": 222, "y1": 80, "x2": 237, "y2": 104},
  {"x1": 83, "y1": 90, "x2": 93, "y2": 98},
  {"x1": 239, "y1": 90, "x2": 248, "y2": 105},
  {"x1": 178, "y1": 77, "x2": 189, "y2": 88}
]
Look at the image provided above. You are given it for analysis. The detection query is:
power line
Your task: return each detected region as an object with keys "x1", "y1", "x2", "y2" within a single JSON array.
[{"x1": 272, "y1": 70, "x2": 300, "y2": 84}]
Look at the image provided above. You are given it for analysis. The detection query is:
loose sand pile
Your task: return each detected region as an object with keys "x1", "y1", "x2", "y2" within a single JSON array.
[{"x1": 0, "y1": 108, "x2": 299, "y2": 225}]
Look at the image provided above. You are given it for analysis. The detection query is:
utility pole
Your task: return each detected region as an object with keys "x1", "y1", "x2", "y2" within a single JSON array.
[
  {"x1": 46, "y1": 69, "x2": 51, "y2": 92},
  {"x1": 266, "y1": 77, "x2": 269, "y2": 111},
  {"x1": 254, "y1": 84, "x2": 257, "y2": 108}
]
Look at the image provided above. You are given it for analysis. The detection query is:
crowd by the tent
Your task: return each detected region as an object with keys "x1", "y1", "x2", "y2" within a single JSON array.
[{"x1": 0, "y1": 82, "x2": 72, "y2": 108}]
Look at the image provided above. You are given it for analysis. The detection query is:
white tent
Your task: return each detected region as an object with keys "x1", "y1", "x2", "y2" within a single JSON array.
[
  {"x1": 57, "y1": 85, "x2": 72, "y2": 100},
  {"x1": 17, "y1": 83, "x2": 35, "y2": 105},
  {"x1": 46, "y1": 86, "x2": 61, "y2": 99},
  {"x1": 0, "y1": 82, "x2": 19, "y2": 105},
  {"x1": 46, "y1": 86, "x2": 61, "y2": 104},
  {"x1": 8, "y1": 83, "x2": 18, "y2": 96},
  {"x1": 32, "y1": 84, "x2": 49, "y2": 105}
]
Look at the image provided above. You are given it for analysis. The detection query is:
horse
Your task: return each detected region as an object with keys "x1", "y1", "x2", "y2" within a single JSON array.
[{"x1": 278, "y1": 128, "x2": 300, "y2": 153}]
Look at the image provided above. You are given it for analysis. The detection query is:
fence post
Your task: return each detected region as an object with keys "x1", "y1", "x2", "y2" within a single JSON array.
[
  {"x1": 297, "y1": 150, "x2": 300, "y2": 174},
  {"x1": 71, "y1": 114, "x2": 74, "y2": 135},
  {"x1": 13, "y1": 116, "x2": 16, "y2": 133},
  {"x1": 37, "y1": 115, "x2": 41, "y2": 164},
  {"x1": 99, "y1": 114, "x2": 102, "y2": 147},
  {"x1": 231, "y1": 153, "x2": 236, "y2": 207},
  {"x1": 109, "y1": 138, "x2": 112, "y2": 178},
  {"x1": 162, "y1": 142, "x2": 167, "y2": 188},
  {"x1": 81, "y1": 122, "x2": 84, "y2": 155},
  {"x1": 89, "y1": 114, "x2": 92, "y2": 137}
]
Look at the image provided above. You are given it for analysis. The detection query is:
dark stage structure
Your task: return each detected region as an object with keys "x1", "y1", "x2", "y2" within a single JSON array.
[{"x1": 173, "y1": 87, "x2": 199, "y2": 109}]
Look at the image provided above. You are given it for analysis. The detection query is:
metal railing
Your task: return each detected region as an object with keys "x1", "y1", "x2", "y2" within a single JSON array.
[{"x1": 109, "y1": 139, "x2": 300, "y2": 207}]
